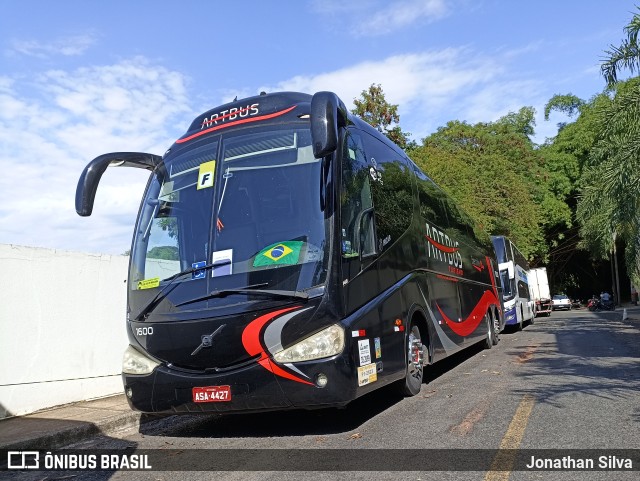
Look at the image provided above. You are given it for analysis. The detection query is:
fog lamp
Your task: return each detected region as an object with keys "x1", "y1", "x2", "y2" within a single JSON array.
[{"x1": 315, "y1": 373, "x2": 328, "y2": 388}]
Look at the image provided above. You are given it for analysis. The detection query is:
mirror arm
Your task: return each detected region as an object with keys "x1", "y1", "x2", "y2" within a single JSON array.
[{"x1": 76, "y1": 152, "x2": 161, "y2": 217}]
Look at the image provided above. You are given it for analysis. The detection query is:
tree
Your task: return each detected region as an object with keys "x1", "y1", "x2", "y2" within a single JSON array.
[
  {"x1": 601, "y1": 7, "x2": 640, "y2": 86},
  {"x1": 147, "y1": 245, "x2": 179, "y2": 260},
  {"x1": 571, "y1": 7, "x2": 640, "y2": 287},
  {"x1": 543, "y1": 94, "x2": 586, "y2": 132},
  {"x1": 576, "y1": 78, "x2": 640, "y2": 286},
  {"x1": 540, "y1": 7, "x2": 640, "y2": 290},
  {"x1": 410, "y1": 111, "x2": 572, "y2": 262},
  {"x1": 352, "y1": 84, "x2": 414, "y2": 149}
]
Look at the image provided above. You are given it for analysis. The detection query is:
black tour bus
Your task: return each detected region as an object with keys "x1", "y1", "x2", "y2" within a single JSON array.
[{"x1": 76, "y1": 91, "x2": 502, "y2": 413}]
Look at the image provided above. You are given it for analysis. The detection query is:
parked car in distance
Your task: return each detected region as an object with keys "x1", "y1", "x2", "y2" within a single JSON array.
[
  {"x1": 552, "y1": 294, "x2": 572, "y2": 311},
  {"x1": 571, "y1": 298, "x2": 582, "y2": 309}
]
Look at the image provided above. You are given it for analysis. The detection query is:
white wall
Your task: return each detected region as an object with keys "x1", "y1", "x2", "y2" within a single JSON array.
[{"x1": 0, "y1": 244, "x2": 130, "y2": 418}]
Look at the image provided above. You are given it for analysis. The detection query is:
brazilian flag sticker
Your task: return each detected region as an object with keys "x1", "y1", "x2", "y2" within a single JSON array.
[{"x1": 253, "y1": 241, "x2": 304, "y2": 267}]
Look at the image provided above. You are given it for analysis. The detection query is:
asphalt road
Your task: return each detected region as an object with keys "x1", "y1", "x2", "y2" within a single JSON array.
[{"x1": 7, "y1": 308, "x2": 640, "y2": 480}]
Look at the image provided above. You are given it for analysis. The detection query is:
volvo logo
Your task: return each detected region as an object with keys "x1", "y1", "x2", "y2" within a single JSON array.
[{"x1": 191, "y1": 324, "x2": 225, "y2": 356}]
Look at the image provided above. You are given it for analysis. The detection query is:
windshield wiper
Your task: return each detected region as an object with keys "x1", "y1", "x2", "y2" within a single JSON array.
[
  {"x1": 175, "y1": 284, "x2": 309, "y2": 307},
  {"x1": 134, "y1": 260, "x2": 231, "y2": 321}
]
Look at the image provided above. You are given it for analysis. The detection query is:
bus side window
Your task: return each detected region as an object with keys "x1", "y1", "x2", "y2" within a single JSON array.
[
  {"x1": 414, "y1": 168, "x2": 448, "y2": 229},
  {"x1": 340, "y1": 130, "x2": 374, "y2": 259},
  {"x1": 360, "y1": 133, "x2": 414, "y2": 253}
]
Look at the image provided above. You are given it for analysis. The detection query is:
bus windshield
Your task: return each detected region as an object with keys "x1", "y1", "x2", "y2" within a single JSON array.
[{"x1": 129, "y1": 126, "x2": 329, "y2": 311}]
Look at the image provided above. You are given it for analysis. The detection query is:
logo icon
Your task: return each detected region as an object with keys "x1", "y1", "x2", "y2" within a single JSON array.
[
  {"x1": 8, "y1": 451, "x2": 39, "y2": 469},
  {"x1": 191, "y1": 325, "x2": 225, "y2": 356}
]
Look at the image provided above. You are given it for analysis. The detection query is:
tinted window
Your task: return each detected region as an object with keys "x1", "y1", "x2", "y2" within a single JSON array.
[
  {"x1": 360, "y1": 132, "x2": 414, "y2": 253},
  {"x1": 340, "y1": 130, "x2": 374, "y2": 258},
  {"x1": 414, "y1": 168, "x2": 449, "y2": 230}
]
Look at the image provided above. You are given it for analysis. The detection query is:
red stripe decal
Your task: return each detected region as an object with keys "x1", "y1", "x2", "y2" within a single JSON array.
[
  {"x1": 242, "y1": 307, "x2": 297, "y2": 357},
  {"x1": 176, "y1": 105, "x2": 297, "y2": 144},
  {"x1": 424, "y1": 235, "x2": 459, "y2": 254},
  {"x1": 436, "y1": 274, "x2": 459, "y2": 282},
  {"x1": 436, "y1": 289, "x2": 499, "y2": 337},
  {"x1": 260, "y1": 357, "x2": 314, "y2": 386},
  {"x1": 241, "y1": 306, "x2": 314, "y2": 386}
]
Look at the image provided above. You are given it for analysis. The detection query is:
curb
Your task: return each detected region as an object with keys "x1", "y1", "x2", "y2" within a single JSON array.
[{"x1": 1, "y1": 411, "x2": 147, "y2": 451}]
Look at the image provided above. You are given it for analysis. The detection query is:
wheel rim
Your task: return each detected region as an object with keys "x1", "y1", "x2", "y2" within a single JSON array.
[
  {"x1": 485, "y1": 313, "x2": 493, "y2": 344},
  {"x1": 407, "y1": 326, "x2": 423, "y2": 385},
  {"x1": 493, "y1": 314, "x2": 500, "y2": 339}
]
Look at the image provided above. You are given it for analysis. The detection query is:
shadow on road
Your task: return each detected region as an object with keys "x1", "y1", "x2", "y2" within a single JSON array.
[
  {"x1": 139, "y1": 340, "x2": 491, "y2": 439},
  {"x1": 505, "y1": 312, "x2": 640, "y2": 407},
  {"x1": 140, "y1": 387, "x2": 405, "y2": 439}
]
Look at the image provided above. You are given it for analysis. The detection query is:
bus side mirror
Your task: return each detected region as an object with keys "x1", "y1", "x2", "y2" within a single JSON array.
[
  {"x1": 506, "y1": 261, "x2": 515, "y2": 279},
  {"x1": 498, "y1": 260, "x2": 515, "y2": 279},
  {"x1": 76, "y1": 152, "x2": 161, "y2": 216},
  {"x1": 310, "y1": 91, "x2": 348, "y2": 158}
]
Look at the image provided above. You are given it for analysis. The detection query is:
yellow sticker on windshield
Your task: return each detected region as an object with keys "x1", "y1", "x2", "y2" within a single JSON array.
[
  {"x1": 197, "y1": 160, "x2": 216, "y2": 190},
  {"x1": 138, "y1": 277, "x2": 160, "y2": 290}
]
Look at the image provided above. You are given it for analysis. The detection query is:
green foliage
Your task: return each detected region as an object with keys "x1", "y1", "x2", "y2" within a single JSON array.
[
  {"x1": 147, "y1": 245, "x2": 179, "y2": 260},
  {"x1": 158, "y1": 217, "x2": 178, "y2": 238},
  {"x1": 411, "y1": 113, "x2": 572, "y2": 262},
  {"x1": 346, "y1": 4, "x2": 640, "y2": 283},
  {"x1": 544, "y1": 94, "x2": 585, "y2": 121},
  {"x1": 596, "y1": 9, "x2": 640, "y2": 282},
  {"x1": 495, "y1": 106, "x2": 537, "y2": 138},
  {"x1": 601, "y1": 7, "x2": 640, "y2": 86},
  {"x1": 352, "y1": 84, "x2": 413, "y2": 149},
  {"x1": 575, "y1": 78, "x2": 640, "y2": 280}
]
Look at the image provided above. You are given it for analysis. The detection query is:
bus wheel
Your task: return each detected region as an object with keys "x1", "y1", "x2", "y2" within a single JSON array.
[
  {"x1": 491, "y1": 310, "x2": 500, "y2": 346},
  {"x1": 484, "y1": 312, "x2": 494, "y2": 349},
  {"x1": 400, "y1": 324, "x2": 424, "y2": 396}
]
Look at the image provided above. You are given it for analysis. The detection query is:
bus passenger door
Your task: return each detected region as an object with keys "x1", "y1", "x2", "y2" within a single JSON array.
[{"x1": 340, "y1": 129, "x2": 379, "y2": 313}]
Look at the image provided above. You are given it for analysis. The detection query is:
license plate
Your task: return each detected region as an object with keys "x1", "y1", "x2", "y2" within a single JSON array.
[{"x1": 192, "y1": 385, "x2": 231, "y2": 402}]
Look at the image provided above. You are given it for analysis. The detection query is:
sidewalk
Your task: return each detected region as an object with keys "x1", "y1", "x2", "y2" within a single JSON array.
[
  {"x1": 2, "y1": 305, "x2": 639, "y2": 452},
  {"x1": 0, "y1": 394, "x2": 151, "y2": 451}
]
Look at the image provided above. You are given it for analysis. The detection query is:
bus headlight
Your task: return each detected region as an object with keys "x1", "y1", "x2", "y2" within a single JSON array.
[
  {"x1": 273, "y1": 324, "x2": 344, "y2": 363},
  {"x1": 122, "y1": 345, "x2": 161, "y2": 375}
]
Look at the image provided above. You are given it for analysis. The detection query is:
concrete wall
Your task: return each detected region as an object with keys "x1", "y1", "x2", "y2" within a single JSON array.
[{"x1": 0, "y1": 244, "x2": 129, "y2": 419}]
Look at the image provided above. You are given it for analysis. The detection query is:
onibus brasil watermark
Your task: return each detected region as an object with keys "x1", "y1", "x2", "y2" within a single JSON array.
[
  {"x1": 2, "y1": 449, "x2": 637, "y2": 472},
  {"x1": 6, "y1": 451, "x2": 151, "y2": 470}
]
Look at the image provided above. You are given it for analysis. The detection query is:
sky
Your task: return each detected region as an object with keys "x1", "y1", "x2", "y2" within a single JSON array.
[{"x1": 0, "y1": 0, "x2": 637, "y2": 255}]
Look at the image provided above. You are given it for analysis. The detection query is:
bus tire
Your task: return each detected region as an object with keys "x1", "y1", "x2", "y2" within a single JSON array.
[
  {"x1": 491, "y1": 310, "x2": 500, "y2": 346},
  {"x1": 400, "y1": 324, "x2": 424, "y2": 396},
  {"x1": 484, "y1": 312, "x2": 494, "y2": 349}
]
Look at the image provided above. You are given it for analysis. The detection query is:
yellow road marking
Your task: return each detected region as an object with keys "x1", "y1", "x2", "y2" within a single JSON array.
[{"x1": 483, "y1": 394, "x2": 536, "y2": 481}]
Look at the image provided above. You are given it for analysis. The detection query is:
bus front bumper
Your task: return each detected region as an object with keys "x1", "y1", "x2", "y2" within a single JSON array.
[
  {"x1": 503, "y1": 306, "x2": 518, "y2": 325},
  {"x1": 122, "y1": 355, "x2": 354, "y2": 414}
]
